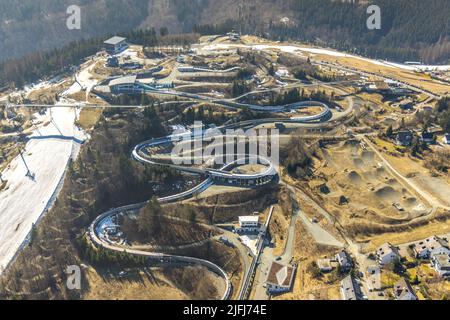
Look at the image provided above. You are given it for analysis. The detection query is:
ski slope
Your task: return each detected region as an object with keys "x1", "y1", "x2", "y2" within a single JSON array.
[
  {"x1": 0, "y1": 107, "x2": 87, "y2": 272},
  {"x1": 0, "y1": 61, "x2": 97, "y2": 273}
]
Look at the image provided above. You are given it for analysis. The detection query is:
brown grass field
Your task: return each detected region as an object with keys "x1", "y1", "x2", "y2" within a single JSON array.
[
  {"x1": 315, "y1": 54, "x2": 450, "y2": 96},
  {"x1": 83, "y1": 267, "x2": 188, "y2": 300},
  {"x1": 76, "y1": 108, "x2": 103, "y2": 130}
]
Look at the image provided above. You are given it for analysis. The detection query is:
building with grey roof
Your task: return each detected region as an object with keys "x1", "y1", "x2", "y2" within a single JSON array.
[
  {"x1": 265, "y1": 262, "x2": 296, "y2": 294},
  {"x1": 336, "y1": 250, "x2": 353, "y2": 272},
  {"x1": 432, "y1": 254, "x2": 450, "y2": 277},
  {"x1": 394, "y1": 278, "x2": 417, "y2": 300},
  {"x1": 396, "y1": 130, "x2": 413, "y2": 146},
  {"x1": 376, "y1": 243, "x2": 400, "y2": 267},
  {"x1": 108, "y1": 75, "x2": 145, "y2": 95},
  {"x1": 413, "y1": 235, "x2": 450, "y2": 259},
  {"x1": 104, "y1": 36, "x2": 128, "y2": 55},
  {"x1": 340, "y1": 275, "x2": 362, "y2": 300}
]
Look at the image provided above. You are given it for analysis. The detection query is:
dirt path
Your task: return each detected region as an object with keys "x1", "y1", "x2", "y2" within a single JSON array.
[{"x1": 362, "y1": 136, "x2": 449, "y2": 211}]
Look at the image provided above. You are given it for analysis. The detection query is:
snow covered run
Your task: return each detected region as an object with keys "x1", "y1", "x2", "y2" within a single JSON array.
[
  {"x1": 62, "y1": 61, "x2": 100, "y2": 99},
  {"x1": 201, "y1": 43, "x2": 450, "y2": 72},
  {"x1": 0, "y1": 61, "x2": 97, "y2": 273},
  {"x1": 0, "y1": 105, "x2": 87, "y2": 272}
]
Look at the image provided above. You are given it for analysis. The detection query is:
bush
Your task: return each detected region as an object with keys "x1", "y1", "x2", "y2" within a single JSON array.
[{"x1": 307, "y1": 262, "x2": 322, "y2": 279}]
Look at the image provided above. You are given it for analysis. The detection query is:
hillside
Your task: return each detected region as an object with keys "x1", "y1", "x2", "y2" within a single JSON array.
[
  {"x1": 1, "y1": 0, "x2": 450, "y2": 64},
  {"x1": 0, "y1": 0, "x2": 149, "y2": 62}
]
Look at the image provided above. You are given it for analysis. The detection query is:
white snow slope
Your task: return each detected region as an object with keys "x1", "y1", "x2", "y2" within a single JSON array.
[
  {"x1": 0, "y1": 59, "x2": 97, "y2": 272},
  {"x1": 0, "y1": 106, "x2": 87, "y2": 272}
]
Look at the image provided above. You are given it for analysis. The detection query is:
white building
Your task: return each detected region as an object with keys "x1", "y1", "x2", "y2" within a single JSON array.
[
  {"x1": 275, "y1": 68, "x2": 289, "y2": 78},
  {"x1": 280, "y1": 17, "x2": 290, "y2": 24},
  {"x1": 432, "y1": 254, "x2": 450, "y2": 277},
  {"x1": 265, "y1": 262, "x2": 296, "y2": 294},
  {"x1": 413, "y1": 236, "x2": 450, "y2": 259},
  {"x1": 376, "y1": 243, "x2": 400, "y2": 267},
  {"x1": 226, "y1": 31, "x2": 241, "y2": 41},
  {"x1": 335, "y1": 250, "x2": 353, "y2": 272},
  {"x1": 238, "y1": 215, "x2": 260, "y2": 230},
  {"x1": 317, "y1": 259, "x2": 333, "y2": 273}
]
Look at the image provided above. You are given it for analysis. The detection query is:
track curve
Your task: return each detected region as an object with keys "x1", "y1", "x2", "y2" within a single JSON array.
[
  {"x1": 89, "y1": 205, "x2": 232, "y2": 300},
  {"x1": 142, "y1": 85, "x2": 333, "y2": 122},
  {"x1": 88, "y1": 92, "x2": 336, "y2": 300}
]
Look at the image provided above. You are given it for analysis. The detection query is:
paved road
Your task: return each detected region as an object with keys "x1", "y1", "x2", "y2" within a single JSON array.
[
  {"x1": 220, "y1": 229, "x2": 253, "y2": 296},
  {"x1": 298, "y1": 213, "x2": 343, "y2": 248},
  {"x1": 277, "y1": 184, "x2": 302, "y2": 264},
  {"x1": 252, "y1": 185, "x2": 300, "y2": 300},
  {"x1": 238, "y1": 206, "x2": 275, "y2": 300},
  {"x1": 252, "y1": 247, "x2": 273, "y2": 300}
]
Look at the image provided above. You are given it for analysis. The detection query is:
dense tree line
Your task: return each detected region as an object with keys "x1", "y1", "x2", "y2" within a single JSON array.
[
  {"x1": 0, "y1": 28, "x2": 197, "y2": 88},
  {"x1": 3, "y1": 0, "x2": 450, "y2": 84},
  {"x1": 78, "y1": 234, "x2": 147, "y2": 268},
  {"x1": 436, "y1": 98, "x2": 450, "y2": 133},
  {"x1": 134, "y1": 198, "x2": 163, "y2": 239},
  {"x1": 0, "y1": 0, "x2": 150, "y2": 63},
  {"x1": 169, "y1": 0, "x2": 212, "y2": 32},
  {"x1": 4, "y1": 0, "x2": 450, "y2": 66},
  {"x1": 193, "y1": 21, "x2": 237, "y2": 35},
  {"x1": 231, "y1": 80, "x2": 252, "y2": 98},
  {"x1": 268, "y1": 0, "x2": 450, "y2": 63},
  {"x1": 267, "y1": 88, "x2": 333, "y2": 106},
  {"x1": 0, "y1": 38, "x2": 101, "y2": 88},
  {"x1": 125, "y1": 29, "x2": 199, "y2": 48},
  {"x1": 181, "y1": 106, "x2": 227, "y2": 126},
  {"x1": 191, "y1": 0, "x2": 450, "y2": 64}
]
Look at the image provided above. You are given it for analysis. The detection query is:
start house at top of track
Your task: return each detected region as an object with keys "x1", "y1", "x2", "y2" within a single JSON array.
[{"x1": 104, "y1": 36, "x2": 128, "y2": 55}]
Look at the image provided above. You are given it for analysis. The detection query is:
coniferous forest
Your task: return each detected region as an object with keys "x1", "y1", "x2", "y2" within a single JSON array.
[{"x1": 2, "y1": 0, "x2": 450, "y2": 88}]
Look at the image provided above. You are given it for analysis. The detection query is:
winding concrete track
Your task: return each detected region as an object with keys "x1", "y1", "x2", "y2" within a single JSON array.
[
  {"x1": 178, "y1": 66, "x2": 241, "y2": 73},
  {"x1": 88, "y1": 203, "x2": 233, "y2": 300},
  {"x1": 84, "y1": 86, "x2": 342, "y2": 300},
  {"x1": 4, "y1": 82, "x2": 349, "y2": 300},
  {"x1": 83, "y1": 45, "x2": 446, "y2": 299}
]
